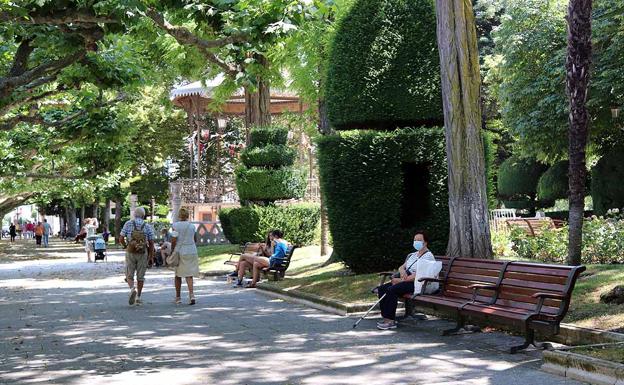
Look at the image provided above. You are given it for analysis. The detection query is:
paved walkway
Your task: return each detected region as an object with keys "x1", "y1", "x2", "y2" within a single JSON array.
[{"x1": 0, "y1": 239, "x2": 582, "y2": 385}]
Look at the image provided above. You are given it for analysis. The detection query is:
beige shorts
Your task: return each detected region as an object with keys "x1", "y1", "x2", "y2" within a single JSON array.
[{"x1": 126, "y1": 251, "x2": 148, "y2": 281}]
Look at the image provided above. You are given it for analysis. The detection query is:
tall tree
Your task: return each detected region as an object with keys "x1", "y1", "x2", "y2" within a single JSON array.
[
  {"x1": 566, "y1": 0, "x2": 593, "y2": 266},
  {"x1": 435, "y1": 0, "x2": 493, "y2": 258}
]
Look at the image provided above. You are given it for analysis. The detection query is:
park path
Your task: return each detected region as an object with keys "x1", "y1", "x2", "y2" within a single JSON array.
[{"x1": 0, "y1": 239, "x2": 583, "y2": 385}]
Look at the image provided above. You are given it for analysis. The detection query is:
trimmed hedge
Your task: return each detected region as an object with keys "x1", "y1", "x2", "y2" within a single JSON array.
[
  {"x1": 317, "y1": 128, "x2": 449, "y2": 274},
  {"x1": 592, "y1": 145, "x2": 624, "y2": 215},
  {"x1": 219, "y1": 203, "x2": 321, "y2": 246},
  {"x1": 497, "y1": 156, "x2": 547, "y2": 209},
  {"x1": 326, "y1": 0, "x2": 442, "y2": 130},
  {"x1": 240, "y1": 145, "x2": 296, "y2": 168},
  {"x1": 236, "y1": 126, "x2": 305, "y2": 204},
  {"x1": 235, "y1": 167, "x2": 306, "y2": 203},
  {"x1": 249, "y1": 127, "x2": 288, "y2": 147},
  {"x1": 537, "y1": 161, "x2": 569, "y2": 203}
]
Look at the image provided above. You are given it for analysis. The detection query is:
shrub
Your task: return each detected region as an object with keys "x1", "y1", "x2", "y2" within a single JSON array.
[
  {"x1": 219, "y1": 203, "x2": 321, "y2": 246},
  {"x1": 249, "y1": 127, "x2": 288, "y2": 147},
  {"x1": 325, "y1": 0, "x2": 442, "y2": 130},
  {"x1": 506, "y1": 216, "x2": 624, "y2": 264},
  {"x1": 537, "y1": 161, "x2": 569, "y2": 203},
  {"x1": 483, "y1": 131, "x2": 497, "y2": 209},
  {"x1": 317, "y1": 127, "x2": 449, "y2": 274},
  {"x1": 498, "y1": 156, "x2": 547, "y2": 210},
  {"x1": 236, "y1": 126, "x2": 305, "y2": 204},
  {"x1": 240, "y1": 145, "x2": 296, "y2": 168},
  {"x1": 591, "y1": 146, "x2": 624, "y2": 216},
  {"x1": 235, "y1": 167, "x2": 306, "y2": 203}
]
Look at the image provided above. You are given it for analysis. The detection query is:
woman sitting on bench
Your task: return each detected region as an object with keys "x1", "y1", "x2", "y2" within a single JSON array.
[
  {"x1": 236, "y1": 229, "x2": 288, "y2": 288},
  {"x1": 230, "y1": 232, "x2": 274, "y2": 287},
  {"x1": 376, "y1": 230, "x2": 434, "y2": 330}
]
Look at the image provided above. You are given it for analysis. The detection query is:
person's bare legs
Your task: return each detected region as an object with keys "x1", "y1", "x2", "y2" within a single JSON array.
[
  {"x1": 137, "y1": 280, "x2": 144, "y2": 296},
  {"x1": 174, "y1": 276, "x2": 182, "y2": 303},
  {"x1": 185, "y1": 277, "x2": 195, "y2": 304},
  {"x1": 250, "y1": 258, "x2": 270, "y2": 287},
  {"x1": 87, "y1": 250, "x2": 92, "y2": 263},
  {"x1": 237, "y1": 258, "x2": 254, "y2": 282}
]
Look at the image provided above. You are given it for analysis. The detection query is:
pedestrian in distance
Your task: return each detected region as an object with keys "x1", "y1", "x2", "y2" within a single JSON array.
[
  {"x1": 9, "y1": 223, "x2": 16, "y2": 242},
  {"x1": 120, "y1": 207, "x2": 155, "y2": 306},
  {"x1": 42, "y1": 219, "x2": 52, "y2": 247},
  {"x1": 34, "y1": 222, "x2": 44, "y2": 246},
  {"x1": 171, "y1": 208, "x2": 199, "y2": 305}
]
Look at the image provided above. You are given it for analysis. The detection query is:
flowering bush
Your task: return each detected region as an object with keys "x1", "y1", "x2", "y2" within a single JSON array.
[{"x1": 501, "y1": 217, "x2": 624, "y2": 264}]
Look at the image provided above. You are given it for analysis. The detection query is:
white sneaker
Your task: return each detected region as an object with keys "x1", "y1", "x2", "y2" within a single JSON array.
[
  {"x1": 128, "y1": 288, "x2": 137, "y2": 305},
  {"x1": 135, "y1": 297, "x2": 142, "y2": 306}
]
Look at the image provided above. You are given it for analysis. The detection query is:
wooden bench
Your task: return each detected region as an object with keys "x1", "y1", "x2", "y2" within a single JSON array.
[
  {"x1": 224, "y1": 242, "x2": 264, "y2": 266},
  {"x1": 262, "y1": 245, "x2": 298, "y2": 281},
  {"x1": 382, "y1": 257, "x2": 585, "y2": 353},
  {"x1": 506, "y1": 217, "x2": 556, "y2": 236}
]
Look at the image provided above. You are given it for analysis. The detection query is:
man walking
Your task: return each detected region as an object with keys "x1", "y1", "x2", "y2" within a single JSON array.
[
  {"x1": 42, "y1": 219, "x2": 52, "y2": 247},
  {"x1": 119, "y1": 207, "x2": 155, "y2": 306}
]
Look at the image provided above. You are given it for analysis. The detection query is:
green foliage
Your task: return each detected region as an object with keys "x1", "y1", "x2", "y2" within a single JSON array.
[
  {"x1": 240, "y1": 145, "x2": 296, "y2": 168},
  {"x1": 249, "y1": 127, "x2": 289, "y2": 148},
  {"x1": 505, "y1": 217, "x2": 624, "y2": 264},
  {"x1": 317, "y1": 128, "x2": 448, "y2": 274},
  {"x1": 483, "y1": 131, "x2": 497, "y2": 209},
  {"x1": 497, "y1": 156, "x2": 547, "y2": 208},
  {"x1": 219, "y1": 203, "x2": 321, "y2": 246},
  {"x1": 591, "y1": 145, "x2": 624, "y2": 216},
  {"x1": 325, "y1": 0, "x2": 442, "y2": 130},
  {"x1": 537, "y1": 161, "x2": 569, "y2": 203},
  {"x1": 129, "y1": 170, "x2": 170, "y2": 205},
  {"x1": 485, "y1": 0, "x2": 624, "y2": 161},
  {"x1": 236, "y1": 126, "x2": 306, "y2": 204},
  {"x1": 235, "y1": 167, "x2": 307, "y2": 203}
]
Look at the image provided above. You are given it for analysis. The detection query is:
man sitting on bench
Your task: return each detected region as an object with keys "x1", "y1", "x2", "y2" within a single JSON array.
[
  {"x1": 376, "y1": 230, "x2": 435, "y2": 330},
  {"x1": 230, "y1": 233, "x2": 274, "y2": 287}
]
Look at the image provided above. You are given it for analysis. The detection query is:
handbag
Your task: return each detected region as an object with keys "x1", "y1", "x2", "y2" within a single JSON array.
[{"x1": 166, "y1": 224, "x2": 189, "y2": 269}]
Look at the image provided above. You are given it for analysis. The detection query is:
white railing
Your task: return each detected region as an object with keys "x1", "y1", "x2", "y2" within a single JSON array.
[{"x1": 490, "y1": 208, "x2": 517, "y2": 232}]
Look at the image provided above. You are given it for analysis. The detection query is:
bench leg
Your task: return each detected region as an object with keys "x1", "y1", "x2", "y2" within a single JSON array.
[
  {"x1": 442, "y1": 316, "x2": 465, "y2": 336},
  {"x1": 509, "y1": 328, "x2": 553, "y2": 354}
]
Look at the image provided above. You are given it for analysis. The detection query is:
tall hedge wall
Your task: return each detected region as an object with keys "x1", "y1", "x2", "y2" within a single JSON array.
[
  {"x1": 592, "y1": 146, "x2": 624, "y2": 215},
  {"x1": 325, "y1": 0, "x2": 442, "y2": 130},
  {"x1": 219, "y1": 203, "x2": 320, "y2": 246},
  {"x1": 317, "y1": 128, "x2": 448, "y2": 273}
]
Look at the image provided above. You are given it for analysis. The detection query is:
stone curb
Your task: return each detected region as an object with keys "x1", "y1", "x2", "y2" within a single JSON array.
[
  {"x1": 255, "y1": 282, "x2": 624, "y2": 346},
  {"x1": 542, "y1": 349, "x2": 624, "y2": 385}
]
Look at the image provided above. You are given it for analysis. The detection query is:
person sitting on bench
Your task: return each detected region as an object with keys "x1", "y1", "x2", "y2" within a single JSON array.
[
  {"x1": 376, "y1": 230, "x2": 434, "y2": 330},
  {"x1": 230, "y1": 232, "x2": 274, "y2": 287},
  {"x1": 246, "y1": 230, "x2": 288, "y2": 288}
]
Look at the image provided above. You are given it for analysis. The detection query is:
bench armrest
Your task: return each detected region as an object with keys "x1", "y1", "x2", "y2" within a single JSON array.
[
  {"x1": 378, "y1": 272, "x2": 395, "y2": 286},
  {"x1": 469, "y1": 284, "x2": 498, "y2": 303},
  {"x1": 417, "y1": 277, "x2": 444, "y2": 283},
  {"x1": 532, "y1": 292, "x2": 565, "y2": 300}
]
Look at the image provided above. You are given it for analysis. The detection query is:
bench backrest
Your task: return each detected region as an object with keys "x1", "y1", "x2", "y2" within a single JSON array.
[
  {"x1": 269, "y1": 244, "x2": 298, "y2": 272},
  {"x1": 242, "y1": 242, "x2": 264, "y2": 254},
  {"x1": 440, "y1": 257, "x2": 509, "y2": 303},
  {"x1": 495, "y1": 262, "x2": 585, "y2": 319},
  {"x1": 506, "y1": 218, "x2": 555, "y2": 236}
]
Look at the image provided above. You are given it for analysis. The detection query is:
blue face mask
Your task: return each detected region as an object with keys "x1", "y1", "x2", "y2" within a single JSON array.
[{"x1": 413, "y1": 241, "x2": 424, "y2": 251}]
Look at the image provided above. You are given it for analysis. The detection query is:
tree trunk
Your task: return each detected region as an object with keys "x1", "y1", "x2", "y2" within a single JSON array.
[
  {"x1": 244, "y1": 56, "x2": 271, "y2": 145},
  {"x1": 317, "y1": 95, "x2": 332, "y2": 258},
  {"x1": 114, "y1": 198, "x2": 122, "y2": 245},
  {"x1": 435, "y1": 0, "x2": 493, "y2": 259},
  {"x1": 0, "y1": 193, "x2": 32, "y2": 219},
  {"x1": 92, "y1": 201, "x2": 99, "y2": 230},
  {"x1": 566, "y1": 0, "x2": 592, "y2": 266},
  {"x1": 66, "y1": 202, "x2": 78, "y2": 237},
  {"x1": 104, "y1": 200, "x2": 111, "y2": 231},
  {"x1": 79, "y1": 206, "x2": 85, "y2": 227}
]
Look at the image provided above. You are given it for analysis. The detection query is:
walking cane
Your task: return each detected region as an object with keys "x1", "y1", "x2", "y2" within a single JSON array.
[{"x1": 352, "y1": 293, "x2": 386, "y2": 329}]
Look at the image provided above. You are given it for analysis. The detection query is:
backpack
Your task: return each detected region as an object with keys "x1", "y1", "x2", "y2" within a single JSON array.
[{"x1": 127, "y1": 221, "x2": 147, "y2": 254}]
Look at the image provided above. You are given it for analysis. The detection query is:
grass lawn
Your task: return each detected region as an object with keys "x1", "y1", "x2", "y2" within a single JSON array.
[
  {"x1": 199, "y1": 243, "x2": 624, "y2": 331},
  {"x1": 572, "y1": 344, "x2": 624, "y2": 364}
]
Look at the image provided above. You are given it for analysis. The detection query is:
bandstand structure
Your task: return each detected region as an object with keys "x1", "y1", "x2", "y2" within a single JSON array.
[{"x1": 168, "y1": 75, "x2": 309, "y2": 224}]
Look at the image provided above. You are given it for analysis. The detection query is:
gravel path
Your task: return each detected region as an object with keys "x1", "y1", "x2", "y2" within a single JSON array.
[{"x1": 0, "y1": 239, "x2": 583, "y2": 385}]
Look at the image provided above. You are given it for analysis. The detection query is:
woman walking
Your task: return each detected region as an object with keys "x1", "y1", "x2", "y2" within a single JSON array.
[{"x1": 171, "y1": 208, "x2": 199, "y2": 305}]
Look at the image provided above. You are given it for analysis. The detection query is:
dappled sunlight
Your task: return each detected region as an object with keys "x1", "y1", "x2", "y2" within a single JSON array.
[{"x1": 0, "y1": 241, "x2": 580, "y2": 385}]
